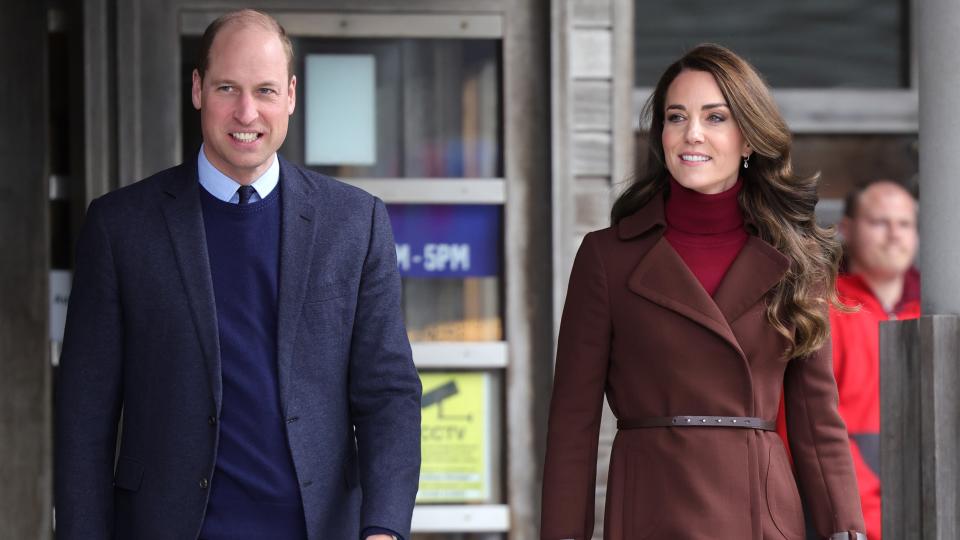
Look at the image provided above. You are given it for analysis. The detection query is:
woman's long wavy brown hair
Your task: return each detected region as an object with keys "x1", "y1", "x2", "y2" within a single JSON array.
[{"x1": 612, "y1": 43, "x2": 842, "y2": 359}]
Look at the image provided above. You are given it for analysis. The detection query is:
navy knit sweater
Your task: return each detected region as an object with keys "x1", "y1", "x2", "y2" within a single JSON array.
[{"x1": 198, "y1": 185, "x2": 307, "y2": 539}]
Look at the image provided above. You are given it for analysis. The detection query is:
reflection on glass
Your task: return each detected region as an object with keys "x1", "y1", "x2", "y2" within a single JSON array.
[
  {"x1": 388, "y1": 204, "x2": 503, "y2": 342},
  {"x1": 634, "y1": 0, "x2": 905, "y2": 88},
  {"x1": 305, "y1": 54, "x2": 376, "y2": 165},
  {"x1": 403, "y1": 278, "x2": 502, "y2": 342},
  {"x1": 293, "y1": 38, "x2": 502, "y2": 178}
]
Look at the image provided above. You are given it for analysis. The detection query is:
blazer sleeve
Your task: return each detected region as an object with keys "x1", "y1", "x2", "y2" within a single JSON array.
[
  {"x1": 783, "y1": 336, "x2": 866, "y2": 538},
  {"x1": 541, "y1": 232, "x2": 612, "y2": 539},
  {"x1": 348, "y1": 197, "x2": 422, "y2": 539},
  {"x1": 54, "y1": 198, "x2": 125, "y2": 539}
]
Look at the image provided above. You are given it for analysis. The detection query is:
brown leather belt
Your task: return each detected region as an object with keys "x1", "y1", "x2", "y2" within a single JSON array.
[{"x1": 618, "y1": 415, "x2": 777, "y2": 431}]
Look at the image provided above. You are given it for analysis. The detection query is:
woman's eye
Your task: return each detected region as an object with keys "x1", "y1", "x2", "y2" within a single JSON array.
[
  {"x1": 707, "y1": 113, "x2": 726, "y2": 122},
  {"x1": 667, "y1": 113, "x2": 685, "y2": 123}
]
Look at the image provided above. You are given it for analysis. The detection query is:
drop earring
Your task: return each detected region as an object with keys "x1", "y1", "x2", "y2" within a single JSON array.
[{"x1": 742, "y1": 156, "x2": 749, "y2": 169}]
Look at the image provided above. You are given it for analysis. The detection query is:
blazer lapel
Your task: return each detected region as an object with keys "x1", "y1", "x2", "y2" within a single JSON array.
[
  {"x1": 160, "y1": 165, "x2": 222, "y2": 413},
  {"x1": 712, "y1": 235, "x2": 790, "y2": 324},
  {"x1": 275, "y1": 158, "x2": 319, "y2": 415}
]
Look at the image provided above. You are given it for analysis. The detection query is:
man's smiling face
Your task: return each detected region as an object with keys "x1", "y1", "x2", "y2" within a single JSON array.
[{"x1": 191, "y1": 22, "x2": 296, "y2": 184}]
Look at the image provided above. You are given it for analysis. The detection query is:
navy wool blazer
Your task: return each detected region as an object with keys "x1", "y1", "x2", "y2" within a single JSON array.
[{"x1": 55, "y1": 156, "x2": 422, "y2": 539}]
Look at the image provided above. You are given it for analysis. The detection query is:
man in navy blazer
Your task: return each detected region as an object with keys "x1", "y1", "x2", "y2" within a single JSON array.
[{"x1": 55, "y1": 9, "x2": 421, "y2": 540}]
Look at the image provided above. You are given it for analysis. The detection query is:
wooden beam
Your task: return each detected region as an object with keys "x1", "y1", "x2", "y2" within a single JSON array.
[{"x1": 0, "y1": 1, "x2": 52, "y2": 537}]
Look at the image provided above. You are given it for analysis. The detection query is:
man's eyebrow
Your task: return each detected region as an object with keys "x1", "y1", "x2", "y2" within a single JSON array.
[{"x1": 206, "y1": 79, "x2": 282, "y2": 87}]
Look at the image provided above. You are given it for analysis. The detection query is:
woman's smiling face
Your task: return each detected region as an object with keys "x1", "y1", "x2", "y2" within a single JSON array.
[{"x1": 661, "y1": 69, "x2": 751, "y2": 194}]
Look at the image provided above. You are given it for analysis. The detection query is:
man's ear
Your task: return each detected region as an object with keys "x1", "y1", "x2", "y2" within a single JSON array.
[
  {"x1": 287, "y1": 75, "x2": 297, "y2": 115},
  {"x1": 191, "y1": 69, "x2": 203, "y2": 111}
]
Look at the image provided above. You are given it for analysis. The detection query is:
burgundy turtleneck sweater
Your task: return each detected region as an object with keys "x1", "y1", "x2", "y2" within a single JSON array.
[{"x1": 664, "y1": 177, "x2": 749, "y2": 296}]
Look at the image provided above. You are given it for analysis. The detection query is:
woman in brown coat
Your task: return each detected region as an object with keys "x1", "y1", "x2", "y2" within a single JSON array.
[{"x1": 541, "y1": 44, "x2": 867, "y2": 540}]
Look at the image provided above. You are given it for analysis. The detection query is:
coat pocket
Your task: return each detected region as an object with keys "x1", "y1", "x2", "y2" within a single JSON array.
[
  {"x1": 624, "y1": 446, "x2": 664, "y2": 539},
  {"x1": 113, "y1": 456, "x2": 144, "y2": 492},
  {"x1": 766, "y1": 444, "x2": 804, "y2": 539}
]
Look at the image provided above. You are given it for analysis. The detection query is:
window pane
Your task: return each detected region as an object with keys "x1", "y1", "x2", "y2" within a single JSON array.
[
  {"x1": 292, "y1": 38, "x2": 502, "y2": 178},
  {"x1": 634, "y1": 0, "x2": 906, "y2": 89},
  {"x1": 389, "y1": 204, "x2": 503, "y2": 342},
  {"x1": 304, "y1": 54, "x2": 377, "y2": 166}
]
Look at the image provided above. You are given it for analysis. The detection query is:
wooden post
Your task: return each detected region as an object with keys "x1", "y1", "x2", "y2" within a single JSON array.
[
  {"x1": 881, "y1": 316, "x2": 960, "y2": 539},
  {"x1": 0, "y1": 1, "x2": 52, "y2": 538},
  {"x1": 880, "y1": 318, "x2": 922, "y2": 540},
  {"x1": 881, "y1": 0, "x2": 960, "y2": 537}
]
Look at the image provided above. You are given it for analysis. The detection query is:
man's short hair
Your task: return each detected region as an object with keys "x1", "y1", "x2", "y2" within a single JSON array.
[
  {"x1": 197, "y1": 9, "x2": 295, "y2": 81},
  {"x1": 843, "y1": 179, "x2": 917, "y2": 219}
]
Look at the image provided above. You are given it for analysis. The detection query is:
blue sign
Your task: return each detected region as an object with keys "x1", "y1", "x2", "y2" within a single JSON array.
[{"x1": 387, "y1": 204, "x2": 501, "y2": 278}]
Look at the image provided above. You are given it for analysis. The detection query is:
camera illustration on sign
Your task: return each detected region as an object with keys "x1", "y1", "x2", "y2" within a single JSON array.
[{"x1": 417, "y1": 372, "x2": 491, "y2": 503}]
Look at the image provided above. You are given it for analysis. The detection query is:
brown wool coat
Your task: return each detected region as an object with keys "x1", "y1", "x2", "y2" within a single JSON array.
[{"x1": 541, "y1": 192, "x2": 865, "y2": 540}]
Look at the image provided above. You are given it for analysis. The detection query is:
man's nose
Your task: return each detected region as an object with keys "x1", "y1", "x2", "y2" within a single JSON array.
[{"x1": 234, "y1": 92, "x2": 258, "y2": 125}]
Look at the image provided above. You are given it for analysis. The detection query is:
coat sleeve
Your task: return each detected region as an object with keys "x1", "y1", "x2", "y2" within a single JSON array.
[
  {"x1": 783, "y1": 336, "x2": 866, "y2": 538},
  {"x1": 541, "y1": 232, "x2": 612, "y2": 539},
  {"x1": 348, "y1": 197, "x2": 422, "y2": 539},
  {"x1": 54, "y1": 198, "x2": 125, "y2": 539}
]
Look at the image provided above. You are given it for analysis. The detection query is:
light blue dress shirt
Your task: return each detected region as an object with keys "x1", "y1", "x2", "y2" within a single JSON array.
[{"x1": 197, "y1": 144, "x2": 280, "y2": 203}]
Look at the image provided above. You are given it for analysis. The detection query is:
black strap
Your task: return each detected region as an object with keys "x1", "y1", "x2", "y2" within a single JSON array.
[{"x1": 618, "y1": 415, "x2": 776, "y2": 431}]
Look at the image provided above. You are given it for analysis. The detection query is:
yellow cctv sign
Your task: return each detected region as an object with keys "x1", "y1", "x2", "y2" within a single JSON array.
[{"x1": 417, "y1": 372, "x2": 490, "y2": 502}]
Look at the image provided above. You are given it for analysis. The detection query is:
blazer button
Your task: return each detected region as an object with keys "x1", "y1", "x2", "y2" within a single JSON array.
[
  {"x1": 200, "y1": 477, "x2": 209, "y2": 489},
  {"x1": 208, "y1": 416, "x2": 217, "y2": 425}
]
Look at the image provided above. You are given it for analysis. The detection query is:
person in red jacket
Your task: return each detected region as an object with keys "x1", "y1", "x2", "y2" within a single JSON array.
[
  {"x1": 833, "y1": 180, "x2": 919, "y2": 540},
  {"x1": 778, "y1": 179, "x2": 919, "y2": 540}
]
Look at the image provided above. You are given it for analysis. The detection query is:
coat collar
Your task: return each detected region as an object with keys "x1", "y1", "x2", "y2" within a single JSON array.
[{"x1": 621, "y1": 190, "x2": 790, "y2": 360}]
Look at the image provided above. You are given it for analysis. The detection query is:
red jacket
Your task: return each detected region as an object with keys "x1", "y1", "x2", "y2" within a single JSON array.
[{"x1": 777, "y1": 270, "x2": 920, "y2": 540}]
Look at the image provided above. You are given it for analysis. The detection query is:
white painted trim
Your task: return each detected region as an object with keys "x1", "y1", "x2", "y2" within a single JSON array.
[
  {"x1": 411, "y1": 504, "x2": 510, "y2": 531},
  {"x1": 340, "y1": 179, "x2": 506, "y2": 204},
  {"x1": 180, "y1": 11, "x2": 503, "y2": 38},
  {"x1": 412, "y1": 341, "x2": 508, "y2": 369},
  {"x1": 634, "y1": 88, "x2": 918, "y2": 134}
]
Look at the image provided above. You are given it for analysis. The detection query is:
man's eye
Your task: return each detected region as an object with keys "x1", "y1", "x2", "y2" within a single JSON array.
[
  {"x1": 259, "y1": 88, "x2": 278, "y2": 95},
  {"x1": 218, "y1": 85, "x2": 234, "y2": 92}
]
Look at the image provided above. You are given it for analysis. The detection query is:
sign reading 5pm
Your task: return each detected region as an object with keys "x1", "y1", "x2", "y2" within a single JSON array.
[{"x1": 387, "y1": 204, "x2": 501, "y2": 278}]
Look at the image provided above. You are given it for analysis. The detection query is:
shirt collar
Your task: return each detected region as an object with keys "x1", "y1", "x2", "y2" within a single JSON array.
[{"x1": 197, "y1": 144, "x2": 280, "y2": 203}]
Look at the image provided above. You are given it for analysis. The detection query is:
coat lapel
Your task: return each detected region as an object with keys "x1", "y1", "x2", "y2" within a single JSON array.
[
  {"x1": 712, "y1": 235, "x2": 790, "y2": 324},
  {"x1": 160, "y1": 165, "x2": 223, "y2": 412},
  {"x1": 619, "y1": 188, "x2": 792, "y2": 367},
  {"x1": 627, "y1": 236, "x2": 746, "y2": 360},
  {"x1": 275, "y1": 158, "x2": 319, "y2": 415}
]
